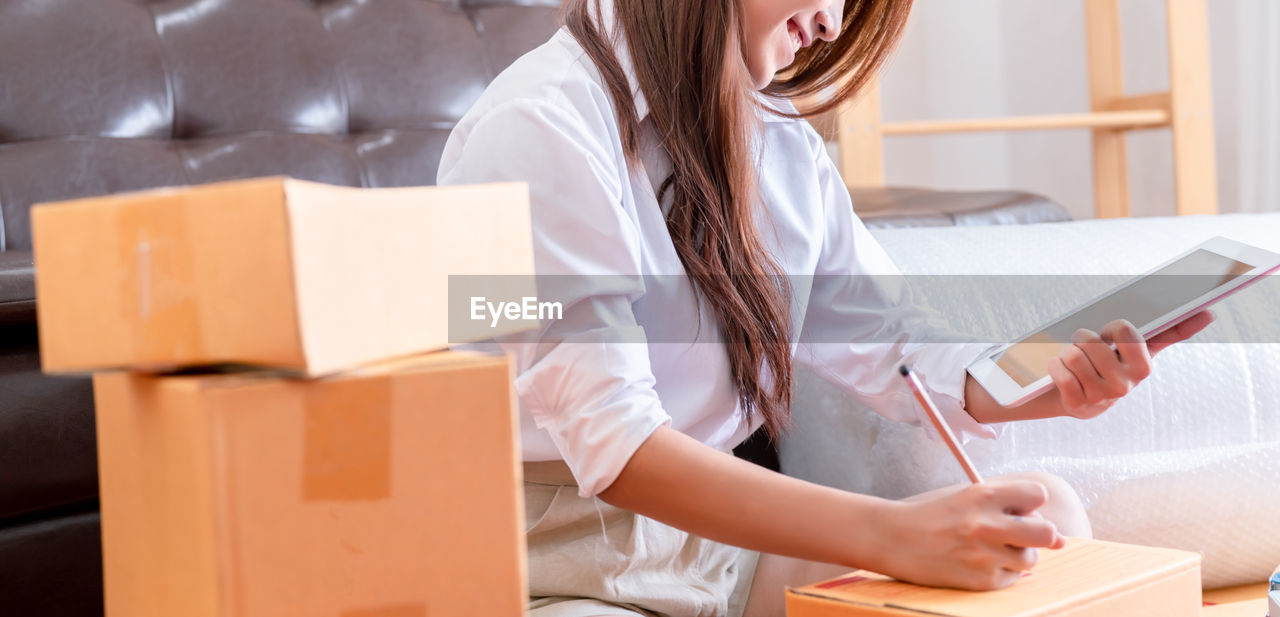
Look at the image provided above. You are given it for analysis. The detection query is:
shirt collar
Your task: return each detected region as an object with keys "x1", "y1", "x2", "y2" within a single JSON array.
[
  {"x1": 589, "y1": 0, "x2": 795, "y2": 125},
  {"x1": 591, "y1": 0, "x2": 649, "y2": 121}
]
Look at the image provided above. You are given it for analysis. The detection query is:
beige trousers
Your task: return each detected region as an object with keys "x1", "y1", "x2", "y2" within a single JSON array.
[{"x1": 523, "y1": 461, "x2": 760, "y2": 617}]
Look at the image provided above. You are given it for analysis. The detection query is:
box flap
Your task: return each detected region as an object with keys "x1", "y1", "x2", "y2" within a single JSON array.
[
  {"x1": 30, "y1": 177, "x2": 289, "y2": 212},
  {"x1": 281, "y1": 179, "x2": 536, "y2": 376},
  {"x1": 155, "y1": 351, "x2": 507, "y2": 391},
  {"x1": 790, "y1": 538, "x2": 1200, "y2": 617}
]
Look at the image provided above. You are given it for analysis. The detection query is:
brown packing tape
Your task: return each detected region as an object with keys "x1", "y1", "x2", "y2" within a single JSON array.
[
  {"x1": 303, "y1": 378, "x2": 393, "y2": 501},
  {"x1": 340, "y1": 604, "x2": 427, "y2": 617},
  {"x1": 116, "y1": 194, "x2": 203, "y2": 362}
]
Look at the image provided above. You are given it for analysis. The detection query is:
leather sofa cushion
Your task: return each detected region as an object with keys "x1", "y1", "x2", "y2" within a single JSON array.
[
  {"x1": 0, "y1": 0, "x2": 562, "y2": 253},
  {"x1": 0, "y1": 251, "x2": 33, "y2": 324},
  {"x1": 0, "y1": 326, "x2": 97, "y2": 522},
  {"x1": 0, "y1": 510, "x2": 103, "y2": 617}
]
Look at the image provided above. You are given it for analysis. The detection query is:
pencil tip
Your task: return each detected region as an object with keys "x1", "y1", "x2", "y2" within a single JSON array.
[{"x1": 898, "y1": 365, "x2": 910, "y2": 377}]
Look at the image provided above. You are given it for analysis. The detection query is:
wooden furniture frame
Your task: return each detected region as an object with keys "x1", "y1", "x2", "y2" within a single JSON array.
[{"x1": 830, "y1": 0, "x2": 1218, "y2": 218}]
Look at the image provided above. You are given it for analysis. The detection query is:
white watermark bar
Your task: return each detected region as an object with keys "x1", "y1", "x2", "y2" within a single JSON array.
[{"x1": 447, "y1": 274, "x2": 1280, "y2": 344}]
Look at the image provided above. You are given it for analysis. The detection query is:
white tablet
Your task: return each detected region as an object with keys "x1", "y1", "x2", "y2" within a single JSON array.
[{"x1": 967, "y1": 236, "x2": 1280, "y2": 407}]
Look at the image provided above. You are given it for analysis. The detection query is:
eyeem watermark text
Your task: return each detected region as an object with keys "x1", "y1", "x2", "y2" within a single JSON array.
[{"x1": 470, "y1": 296, "x2": 563, "y2": 327}]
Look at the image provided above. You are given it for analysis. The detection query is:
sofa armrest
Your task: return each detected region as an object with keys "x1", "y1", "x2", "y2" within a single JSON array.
[
  {"x1": 0, "y1": 251, "x2": 36, "y2": 325},
  {"x1": 851, "y1": 186, "x2": 1073, "y2": 229}
]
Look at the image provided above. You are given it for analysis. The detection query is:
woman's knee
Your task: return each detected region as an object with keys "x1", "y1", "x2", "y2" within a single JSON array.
[{"x1": 997, "y1": 472, "x2": 1092, "y2": 539}]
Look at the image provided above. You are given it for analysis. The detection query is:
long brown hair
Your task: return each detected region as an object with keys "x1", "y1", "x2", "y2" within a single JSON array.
[{"x1": 564, "y1": 0, "x2": 913, "y2": 439}]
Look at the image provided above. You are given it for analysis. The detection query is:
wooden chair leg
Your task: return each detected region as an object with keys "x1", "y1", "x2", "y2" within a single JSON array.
[
  {"x1": 1166, "y1": 0, "x2": 1219, "y2": 215},
  {"x1": 837, "y1": 79, "x2": 886, "y2": 187},
  {"x1": 1085, "y1": 0, "x2": 1130, "y2": 218}
]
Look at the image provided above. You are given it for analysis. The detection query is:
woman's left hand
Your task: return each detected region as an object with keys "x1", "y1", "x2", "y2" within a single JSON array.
[{"x1": 1048, "y1": 310, "x2": 1216, "y2": 419}]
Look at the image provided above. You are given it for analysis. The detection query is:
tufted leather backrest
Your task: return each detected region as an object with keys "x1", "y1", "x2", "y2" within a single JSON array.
[{"x1": 0, "y1": 0, "x2": 563, "y2": 253}]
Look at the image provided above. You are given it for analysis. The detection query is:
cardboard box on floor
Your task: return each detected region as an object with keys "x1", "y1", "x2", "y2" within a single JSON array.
[
  {"x1": 1202, "y1": 598, "x2": 1269, "y2": 617},
  {"x1": 786, "y1": 538, "x2": 1201, "y2": 617},
  {"x1": 94, "y1": 350, "x2": 526, "y2": 617},
  {"x1": 32, "y1": 176, "x2": 536, "y2": 376}
]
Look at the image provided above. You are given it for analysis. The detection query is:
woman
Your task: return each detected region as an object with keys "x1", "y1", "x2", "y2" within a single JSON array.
[{"x1": 437, "y1": 0, "x2": 1213, "y2": 615}]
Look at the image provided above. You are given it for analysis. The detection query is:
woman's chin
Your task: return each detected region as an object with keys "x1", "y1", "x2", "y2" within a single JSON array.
[
  {"x1": 760, "y1": 54, "x2": 796, "y2": 88},
  {"x1": 749, "y1": 61, "x2": 780, "y2": 90}
]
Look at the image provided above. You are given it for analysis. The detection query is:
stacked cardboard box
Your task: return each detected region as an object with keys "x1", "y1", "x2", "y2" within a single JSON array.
[{"x1": 32, "y1": 177, "x2": 537, "y2": 617}]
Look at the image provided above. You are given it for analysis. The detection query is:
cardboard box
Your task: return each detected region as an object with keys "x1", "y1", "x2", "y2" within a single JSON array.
[
  {"x1": 94, "y1": 351, "x2": 526, "y2": 617},
  {"x1": 1201, "y1": 598, "x2": 1269, "y2": 617},
  {"x1": 786, "y1": 538, "x2": 1201, "y2": 617},
  {"x1": 33, "y1": 177, "x2": 536, "y2": 376}
]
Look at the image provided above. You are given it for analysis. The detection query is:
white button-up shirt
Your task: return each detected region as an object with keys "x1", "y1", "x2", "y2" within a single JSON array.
[{"x1": 438, "y1": 2, "x2": 997, "y2": 497}]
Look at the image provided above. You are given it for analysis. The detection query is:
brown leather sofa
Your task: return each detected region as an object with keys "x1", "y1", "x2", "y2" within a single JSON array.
[{"x1": 0, "y1": 1, "x2": 1068, "y2": 615}]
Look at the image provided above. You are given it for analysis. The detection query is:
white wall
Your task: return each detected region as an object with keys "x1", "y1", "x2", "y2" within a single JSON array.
[{"x1": 870, "y1": 0, "x2": 1280, "y2": 219}]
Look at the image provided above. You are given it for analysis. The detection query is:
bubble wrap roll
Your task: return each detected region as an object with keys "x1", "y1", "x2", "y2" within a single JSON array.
[{"x1": 782, "y1": 213, "x2": 1280, "y2": 588}]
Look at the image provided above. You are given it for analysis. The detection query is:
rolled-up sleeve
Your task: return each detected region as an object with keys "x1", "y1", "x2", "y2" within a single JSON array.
[
  {"x1": 795, "y1": 135, "x2": 1003, "y2": 441},
  {"x1": 438, "y1": 97, "x2": 671, "y2": 496}
]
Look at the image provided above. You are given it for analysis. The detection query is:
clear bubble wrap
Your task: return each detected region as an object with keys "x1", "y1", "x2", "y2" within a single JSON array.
[{"x1": 781, "y1": 213, "x2": 1280, "y2": 588}]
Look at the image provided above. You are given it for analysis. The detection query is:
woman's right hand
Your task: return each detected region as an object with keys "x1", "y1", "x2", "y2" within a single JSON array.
[{"x1": 873, "y1": 480, "x2": 1067, "y2": 591}]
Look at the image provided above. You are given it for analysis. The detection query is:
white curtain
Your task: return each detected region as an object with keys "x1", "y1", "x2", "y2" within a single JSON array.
[
  {"x1": 1226, "y1": 0, "x2": 1280, "y2": 214},
  {"x1": 870, "y1": 0, "x2": 1280, "y2": 219}
]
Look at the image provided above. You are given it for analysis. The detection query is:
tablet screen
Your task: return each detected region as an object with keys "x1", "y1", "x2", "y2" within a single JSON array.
[{"x1": 995, "y1": 250, "x2": 1252, "y2": 386}]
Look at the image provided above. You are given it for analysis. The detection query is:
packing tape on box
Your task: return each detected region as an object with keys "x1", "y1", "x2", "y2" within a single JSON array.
[
  {"x1": 782, "y1": 213, "x2": 1280, "y2": 589},
  {"x1": 303, "y1": 379, "x2": 392, "y2": 501},
  {"x1": 118, "y1": 198, "x2": 204, "y2": 359}
]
